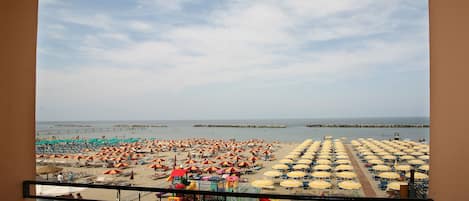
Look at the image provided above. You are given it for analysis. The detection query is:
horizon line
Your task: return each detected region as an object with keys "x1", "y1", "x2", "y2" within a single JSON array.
[{"x1": 36, "y1": 116, "x2": 430, "y2": 123}]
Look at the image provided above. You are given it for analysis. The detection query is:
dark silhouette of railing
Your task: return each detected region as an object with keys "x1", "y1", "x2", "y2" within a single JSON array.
[{"x1": 23, "y1": 180, "x2": 433, "y2": 201}]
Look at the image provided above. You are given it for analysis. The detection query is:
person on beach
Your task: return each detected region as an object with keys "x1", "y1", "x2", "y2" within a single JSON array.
[
  {"x1": 57, "y1": 173, "x2": 64, "y2": 183},
  {"x1": 75, "y1": 193, "x2": 83, "y2": 199},
  {"x1": 67, "y1": 172, "x2": 74, "y2": 182}
]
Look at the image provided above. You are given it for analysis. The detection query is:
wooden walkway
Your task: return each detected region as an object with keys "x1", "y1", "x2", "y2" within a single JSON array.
[{"x1": 345, "y1": 144, "x2": 377, "y2": 197}]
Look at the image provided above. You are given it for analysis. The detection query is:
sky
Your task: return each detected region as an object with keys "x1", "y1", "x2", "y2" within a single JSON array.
[{"x1": 36, "y1": 0, "x2": 429, "y2": 121}]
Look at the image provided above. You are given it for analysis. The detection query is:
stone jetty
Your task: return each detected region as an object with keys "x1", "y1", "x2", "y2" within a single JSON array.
[
  {"x1": 193, "y1": 124, "x2": 287, "y2": 128},
  {"x1": 305, "y1": 124, "x2": 429, "y2": 128},
  {"x1": 113, "y1": 124, "x2": 168, "y2": 128}
]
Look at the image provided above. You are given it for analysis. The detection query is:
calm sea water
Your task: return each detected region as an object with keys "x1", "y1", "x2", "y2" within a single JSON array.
[{"x1": 36, "y1": 117, "x2": 429, "y2": 142}]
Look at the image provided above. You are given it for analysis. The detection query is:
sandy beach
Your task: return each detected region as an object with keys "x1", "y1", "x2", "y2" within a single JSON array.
[{"x1": 35, "y1": 137, "x2": 429, "y2": 200}]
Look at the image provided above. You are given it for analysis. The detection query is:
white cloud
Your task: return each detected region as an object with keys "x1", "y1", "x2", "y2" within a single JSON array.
[
  {"x1": 72, "y1": 0, "x2": 426, "y2": 89},
  {"x1": 136, "y1": 0, "x2": 190, "y2": 11},
  {"x1": 128, "y1": 21, "x2": 153, "y2": 32},
  {"x1": 37, "y1": 0, "x2": 429, "y2": 120}
]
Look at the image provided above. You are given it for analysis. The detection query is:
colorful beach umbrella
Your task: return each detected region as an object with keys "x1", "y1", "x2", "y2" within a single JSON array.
[
  {"x1": 336, "y1": 172, "x2": 357, "y2": 179},
  {"x1": 311, "y1": 171, "x2": 331, "y2": 178},
  {"x1": 387, "y1": 182, "x2": 408, "y2": 190},
  {"x1": 280, "y1": 180, "x2": 302, "y2": 188},
  {"x1": 272, "y1": 164, "x2": 289, "y2": 170},
  {"x1": 103, "y1": 169, "x2": 122, "y2": 175},
  {"x1": 338, "y1": 181, "x2": 361, "y2": 190},
  {"x1": 287, "y1": 171, "x2": 306, "y2": 178},
  {"x1": 251, "y1": 179, "x2": 274, "y2": 188},
  {"x1": 378, "y1": 172, "x2": 400, "y2": 180},
  {"x1": 263, "y1": 170, "x2": 282, "y2": 177},
  {"x1": 309, "y1": 180, "x2": 332, "y2": 189}
]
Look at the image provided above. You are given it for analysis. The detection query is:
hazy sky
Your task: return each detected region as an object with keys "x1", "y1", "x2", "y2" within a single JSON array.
[{"x1": 37, "y1": 0, "x2": 429, "y2": 121}]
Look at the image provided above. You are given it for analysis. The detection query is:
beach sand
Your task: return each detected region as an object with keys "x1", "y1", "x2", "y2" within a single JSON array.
[{"x1": 36, "y1": 137, "x2": 428, "y2": 200}]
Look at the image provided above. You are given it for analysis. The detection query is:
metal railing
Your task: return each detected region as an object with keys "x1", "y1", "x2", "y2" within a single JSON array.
[{"x1": 23, "y1": 180, "x2": 433, "y2": 201}]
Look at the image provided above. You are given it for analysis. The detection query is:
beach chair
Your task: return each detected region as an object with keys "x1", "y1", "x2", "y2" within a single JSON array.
[{"x1": 302, "y1": 181, "x2": 309, "y2": 190}]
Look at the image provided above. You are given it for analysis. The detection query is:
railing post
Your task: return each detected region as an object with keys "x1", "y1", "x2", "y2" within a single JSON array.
[
  {"x1": 22, "y1": 181, "x2": 30, "y2": 198},
  {"x1": 117, "y1": 189, "x2": 121, "y2": 201}
]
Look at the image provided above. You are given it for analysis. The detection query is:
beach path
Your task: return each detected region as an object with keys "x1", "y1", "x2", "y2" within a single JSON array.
[{"x1": 345, "y1": 144, "x2": 377, "y2": 197}]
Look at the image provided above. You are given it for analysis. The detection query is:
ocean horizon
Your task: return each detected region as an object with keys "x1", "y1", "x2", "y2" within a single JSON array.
[{"x1": 36, "y1": 117, "x2": 429, "y2": 142}]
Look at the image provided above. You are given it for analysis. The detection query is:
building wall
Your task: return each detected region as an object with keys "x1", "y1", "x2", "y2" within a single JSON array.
[
  {"x1": 429, "y1": 1, "x2": 469, "y2": 201},
  {"x1": 0, "y1": 0, "x2": 38, "y2": 200}
]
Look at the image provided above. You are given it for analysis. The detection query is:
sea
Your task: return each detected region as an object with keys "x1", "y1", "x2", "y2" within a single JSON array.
[{"x1": 36, "y1": 117, "x2": 429, "y2": 142}]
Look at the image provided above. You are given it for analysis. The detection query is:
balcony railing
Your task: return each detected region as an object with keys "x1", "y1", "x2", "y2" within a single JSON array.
[{"x1": 23, "y1": 180, "x2": 432, "y2": 201}]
